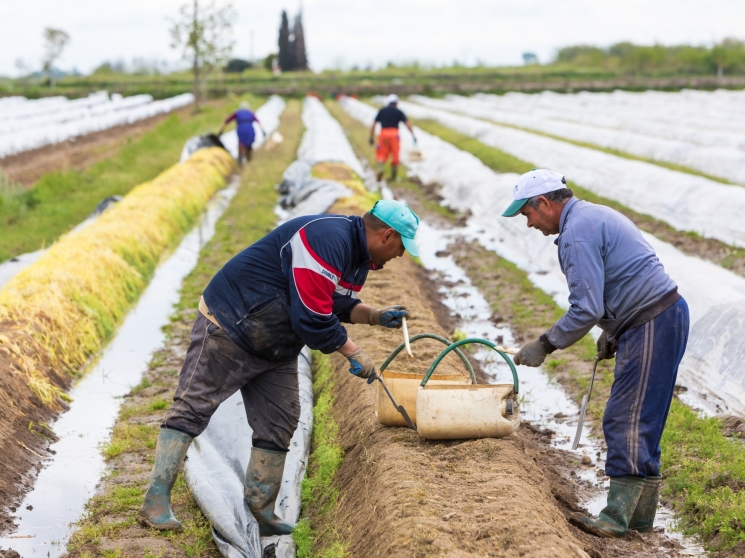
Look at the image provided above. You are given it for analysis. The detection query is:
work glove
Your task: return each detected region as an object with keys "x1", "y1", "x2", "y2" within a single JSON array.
[
  {"x1": 369, "y1": 305, "x2": 408, "y2": 328},
  {"x1": 412, "y1": 135, "x2": 418, "y2": 145},
  {"x1": 369, "y1": 137, "x2": 374, "y2": 146},
  {"x1": 596, "y1": 331, "x2": 618, "y2": 361},
  {"x1": 513, "y1": 338, "x2": 547, "y2": 367},
  {"x1": 347, "y1": 348, "x2": 376, "y2": 383}
]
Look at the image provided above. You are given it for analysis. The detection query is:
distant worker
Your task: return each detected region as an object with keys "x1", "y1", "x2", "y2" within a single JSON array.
[
  {"x1": 369, "y1": 94, "x2": 416, "y2": 182},
  {"x1": 502, "y1": 169, "x2": 689, "y2": 539},
  {"x1": 138, "y1": 199, "x2": 420, "y2": 535},
  {"x1": 219, "y1": 100, "x2": 266, "y2": 165}
]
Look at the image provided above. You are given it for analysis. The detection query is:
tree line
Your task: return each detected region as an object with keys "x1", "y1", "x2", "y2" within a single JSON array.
[{"x1": 553, "y1": 39, "x2": 745, "y2": 77}]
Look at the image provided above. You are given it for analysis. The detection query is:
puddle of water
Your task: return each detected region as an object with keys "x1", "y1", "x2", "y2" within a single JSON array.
[
  {"x1": 414, "y1": 220, "x2": 706, "y2": 556},
  {"x1": 0, "y1": 177, "x2": 240, "y2": 558}
]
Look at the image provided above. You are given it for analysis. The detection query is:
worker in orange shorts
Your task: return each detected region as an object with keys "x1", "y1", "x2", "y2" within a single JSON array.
[{"x1": 369, "y1": 94, "x2": 416, "y2": 182}]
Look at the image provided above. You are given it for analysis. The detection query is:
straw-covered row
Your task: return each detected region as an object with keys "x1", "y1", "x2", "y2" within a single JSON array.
[{"x1": 0, "y1": 147, "x2": 236, "y2": 410}]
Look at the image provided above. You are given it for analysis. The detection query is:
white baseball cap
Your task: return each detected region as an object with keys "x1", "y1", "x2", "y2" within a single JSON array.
[
  {"x1": 386, "y1": 93, "x2": 399, "y2": 105},
  {"x1": 502, "y1": 169, "x2": 567, "y2": 217}
]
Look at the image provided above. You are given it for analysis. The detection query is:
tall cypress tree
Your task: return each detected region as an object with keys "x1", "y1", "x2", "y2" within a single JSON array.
[
  {"x1": 293, "y1": 12, "x2": 308, "y2": 70},
  {"x1": 278, "y1": 10, "x2": 293, "y2": 72}
]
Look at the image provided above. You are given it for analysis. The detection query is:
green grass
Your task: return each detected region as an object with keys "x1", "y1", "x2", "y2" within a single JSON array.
[
  {"x1": 293, "y1": 351, "x2": 347, "y2": 558},
  {"x1": 0, "y1": 97, "x2": 255, "y2": 262},
  {"x1": 66, "y1": 100, "x2": 303, "y2": 557}
]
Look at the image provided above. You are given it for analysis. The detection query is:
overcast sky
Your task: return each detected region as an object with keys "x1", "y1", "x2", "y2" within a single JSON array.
[{"x1": 2, "y1": 0, "x2": 744, "y2": 76}]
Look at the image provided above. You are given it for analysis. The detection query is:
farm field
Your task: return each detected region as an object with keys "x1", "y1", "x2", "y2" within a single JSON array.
[{"x1": 1, "y1": 82, "x2": 745, "y2": 558}]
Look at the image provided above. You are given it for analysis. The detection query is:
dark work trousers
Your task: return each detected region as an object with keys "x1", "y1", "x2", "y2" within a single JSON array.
[
  {"x1": 162, "y1": 312, "x2": 301, "y2": 451},
  {"x1": 603, "y1": 297, "x2": 690, "y2": 478}
]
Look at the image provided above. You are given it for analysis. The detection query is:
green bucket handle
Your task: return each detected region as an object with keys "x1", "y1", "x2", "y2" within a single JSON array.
[
  {"x1": 379, "y1": 333, "x2": 477, "y2": 384},
  {"x1": 421, "y1": 338, "x2": 519, "y2": 394}
]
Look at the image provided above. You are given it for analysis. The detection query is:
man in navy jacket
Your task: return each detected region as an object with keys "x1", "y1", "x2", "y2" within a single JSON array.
[
  {"x1": 503, "y1": 169, "x2": 689, "y2": 539},
  {"x1": 138, "y1": 199, "x2": 419, "y2": 535}
]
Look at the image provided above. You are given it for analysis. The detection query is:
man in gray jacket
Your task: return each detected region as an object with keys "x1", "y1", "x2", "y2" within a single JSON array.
[{"x1": 502, "y1": 169, "x2": 689, "y2": 538}]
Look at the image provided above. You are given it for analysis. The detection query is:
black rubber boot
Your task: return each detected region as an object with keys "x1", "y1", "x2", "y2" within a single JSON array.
[
  {"x1": 138, "y1": 428, "x2": 192, "y2": 530},
  {"x1": 244, "y1": 447, "x2": 295, "y2": 536},
  {"x1": 570, "y1": 475, "x2": 645, "y2": 538},
  {"x1": 629, "y1": 475, "x2": 662, "y2": 533}
]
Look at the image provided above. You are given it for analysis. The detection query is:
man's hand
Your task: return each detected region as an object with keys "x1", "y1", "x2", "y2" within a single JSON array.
[
  {"x1": 347, "y1": 348, "x2": 376, "y2": 382},
  {"x1": 412, "y1": 135, "x2": 418, "y2": 145},
  {"x1": 369, "y1": 136, "x2": 374, "y2": 146},
  {"x1": 596, "y1": 331, "x2": 618, "y2": 361},
  {"x1": 513, "y1": 339, "x2": 547, "y2": 367},
  {"x1": 369, "y1": 305, "x2": 408, "y2": 328}
]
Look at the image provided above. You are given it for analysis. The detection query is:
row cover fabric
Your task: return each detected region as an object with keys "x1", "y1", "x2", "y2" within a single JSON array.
[
  {"x1": 471, "y1": 89, "x2": 745, "y2": 146},
  {"x1": 0, "y1": 91, "x2": 194, "y2": 158},
  {"x1": 185, "y1": 96, "x2": 363, "y2": 558},
  {"x1": 394, "y1": 97, "x2": 745, "y2": 250},
  {"x1": 411, "y1": 93, "x2": 745, "y2": 186},
  {"x1": 340, "y1": 95, "x2": 745, "y2": 417}
]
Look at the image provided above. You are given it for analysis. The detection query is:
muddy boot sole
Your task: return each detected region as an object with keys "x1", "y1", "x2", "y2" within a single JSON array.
[
  {"x1": 137, "y1": 510, "x2": 183, "y2": 531},
  {"x1": 569, "y1": 512, "x2": 625, "y2": 538}
]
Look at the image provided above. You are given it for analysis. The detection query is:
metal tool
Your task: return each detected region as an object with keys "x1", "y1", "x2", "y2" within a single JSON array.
[
  {"x1": 373, "y1": 369, "x2": 417, "y2": 431},
  {"x1": 572, "y1": 355, "x2": 600, "y2": 450}
]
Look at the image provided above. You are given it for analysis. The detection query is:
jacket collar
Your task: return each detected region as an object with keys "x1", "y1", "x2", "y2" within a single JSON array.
[
  {"x1": 352, "y1": 216, "x2": 376, "y2": 269},
  {"x1": 554, "y1": 197, "x2": 579, "y2": 246}
]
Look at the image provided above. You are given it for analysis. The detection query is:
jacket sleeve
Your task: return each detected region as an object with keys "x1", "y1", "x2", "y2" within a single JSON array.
[
  {"x1": 545, "y1": 236, "x2": 605, "y2": 350},
  {"x1": 224, "y1": 112, "x2": 237, "y2": 125},
  {"x1": 286, "y1": 223, "x2": 351, "y2": 353}
]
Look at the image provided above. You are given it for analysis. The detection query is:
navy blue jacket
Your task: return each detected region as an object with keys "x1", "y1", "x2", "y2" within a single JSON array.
[{"x1": 203, "y1": 214, "x2": 377, "y2": 361}]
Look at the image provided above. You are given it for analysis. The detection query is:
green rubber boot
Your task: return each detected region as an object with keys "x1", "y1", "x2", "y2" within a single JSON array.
[
  {"x1": 244, "y1": 447, "x2": 295, "y2": 536},
  {"x1": 629, "y1": 475, "x2": 662, "y2": 533},
  {"x1": 138, "y1": 428, "x2": 192, "y2": 530},
  {"x1": 570, "y1": 475, "x2": 645, "y2": 538}
]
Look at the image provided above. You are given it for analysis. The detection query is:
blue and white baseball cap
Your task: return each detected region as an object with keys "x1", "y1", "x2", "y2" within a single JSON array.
[{"x1": 502, "y1": 169, "x2": 567, "y2": 217}]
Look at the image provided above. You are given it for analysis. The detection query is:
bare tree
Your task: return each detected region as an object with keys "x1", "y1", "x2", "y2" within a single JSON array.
[
  {"x1": 170, "y1": 0, "x2": 235, "y2": 110},
  {"x1": 41, "y1": 28, "x2": 70, "y2": 88}
]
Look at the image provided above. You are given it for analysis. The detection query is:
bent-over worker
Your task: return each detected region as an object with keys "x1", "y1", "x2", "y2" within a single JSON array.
[
  {"x1": 369, "y1": 93, "x2": 416, "y2": 182},
  {"x1": 219, "y1": 100, "x2": 266, "y2": 165},
  {"x1": 502, "y1": 169, "x2": 689, "y2": 538},
  {"x1": 138, "y1": 199, "x2": 420, "y2": 535}
]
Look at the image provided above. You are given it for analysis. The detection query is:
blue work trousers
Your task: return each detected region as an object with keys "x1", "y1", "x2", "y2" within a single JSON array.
[{"x1": 603, "y1": 298, "x2": 689, "y2": 478}]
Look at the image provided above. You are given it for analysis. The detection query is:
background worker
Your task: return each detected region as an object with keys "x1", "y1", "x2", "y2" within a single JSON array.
[
  {"x1": 219, "y1": 100, "x2": 266, "y2": 165},
  {"x1": 138, "y1": 199, "x2": 419, "y2": 536},
  {"x1": 369, "y1": 93, "x2": 416, "y2": 182},
  {"x1": 502, "y1": 169, "x2": 689, "y2": 539}
]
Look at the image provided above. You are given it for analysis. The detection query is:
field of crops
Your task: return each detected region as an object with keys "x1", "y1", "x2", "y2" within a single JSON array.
[{"x1": 2, "y1": 82, "x2": 745, "y2": 558}]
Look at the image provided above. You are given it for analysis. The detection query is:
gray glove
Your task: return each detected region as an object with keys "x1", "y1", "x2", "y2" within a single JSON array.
[
  {"x1": 347, "y1": 348, "x2": 376, "y2": 381},
  {"x1": 368, "y1": 305, "x2": 408, "y2": 328},
  {"x1": 513, "y1": 338, "x2": 547, "y2": 367},
  {"x1": 596, "y1": 331, "x2": 618, "y2": 361}
]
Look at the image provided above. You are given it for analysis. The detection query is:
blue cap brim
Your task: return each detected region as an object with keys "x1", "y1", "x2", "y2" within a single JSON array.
[
  {"x1": 402, "y1": 235, "x2": 419, "y2": 257},
  {"x1": 502, "y1": 198, "x2": 529, "y2": 217}
]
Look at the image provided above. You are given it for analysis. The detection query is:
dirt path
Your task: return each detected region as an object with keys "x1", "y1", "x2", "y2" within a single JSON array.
[{"x1": 0, "y1": 107, "x2": 189, "y2": 188}]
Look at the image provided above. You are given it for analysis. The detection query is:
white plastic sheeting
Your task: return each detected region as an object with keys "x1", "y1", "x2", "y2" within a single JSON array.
[
  {"x1": 185, "y1": 96, "x2": 363, "y2": 558},
  {"x1": 411, "y1": 92, "x2": 745, "y2": 185},
  {"x1": 340, "y1": 95, "x2": 745, "y2": 417},
  {"x1": 395, "y1": 97, "x2": 745, "y2": 249},
  {"x1": 298, "y1": 96, "x2": 365, "y2": 177},
  {"x1": 0, "y1": 91, "x2": 194, "y2": 158}
]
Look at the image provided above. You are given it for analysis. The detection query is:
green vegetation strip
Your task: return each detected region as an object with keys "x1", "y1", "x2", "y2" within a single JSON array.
[
  {"x1": 409, "y1": 118, "x2": 745, "y2": 554},
  {"x1": 414, "y1": 119, "x2": 745, "y2": 274},
  {"x1": 0, "y1": 97, "x2": 251, "y2": 262},
  {"x1": 293, "y1": 352, "x2": 347, "y2": 558},
  {"x1": 67, "y1": 100, "x2": 302, "y2": 557}
]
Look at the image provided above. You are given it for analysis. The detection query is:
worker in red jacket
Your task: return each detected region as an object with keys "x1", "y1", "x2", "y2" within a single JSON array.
[
  {"x1": 138, "y1": 199, "x2": 420, "y2": 535},
  {"x1": 219, "y1": 100, "x2": 266, "y2": 165},
  {"x1": 369, "y1": 94, "x2": 416, "y2": 182}
]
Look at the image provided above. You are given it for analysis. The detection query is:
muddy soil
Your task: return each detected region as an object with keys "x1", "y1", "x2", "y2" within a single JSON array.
[{"x1": 0, "y1": 108, "x2": 187, "y2": 187}]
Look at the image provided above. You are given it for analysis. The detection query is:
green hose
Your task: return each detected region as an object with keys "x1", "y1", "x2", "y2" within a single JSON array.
[
  {"x1": 421, "y1": 338, "x2": 519, "y2": 394},
  {"x1": 379, "y1": 332, "x2": 477, "y2": 384}
]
